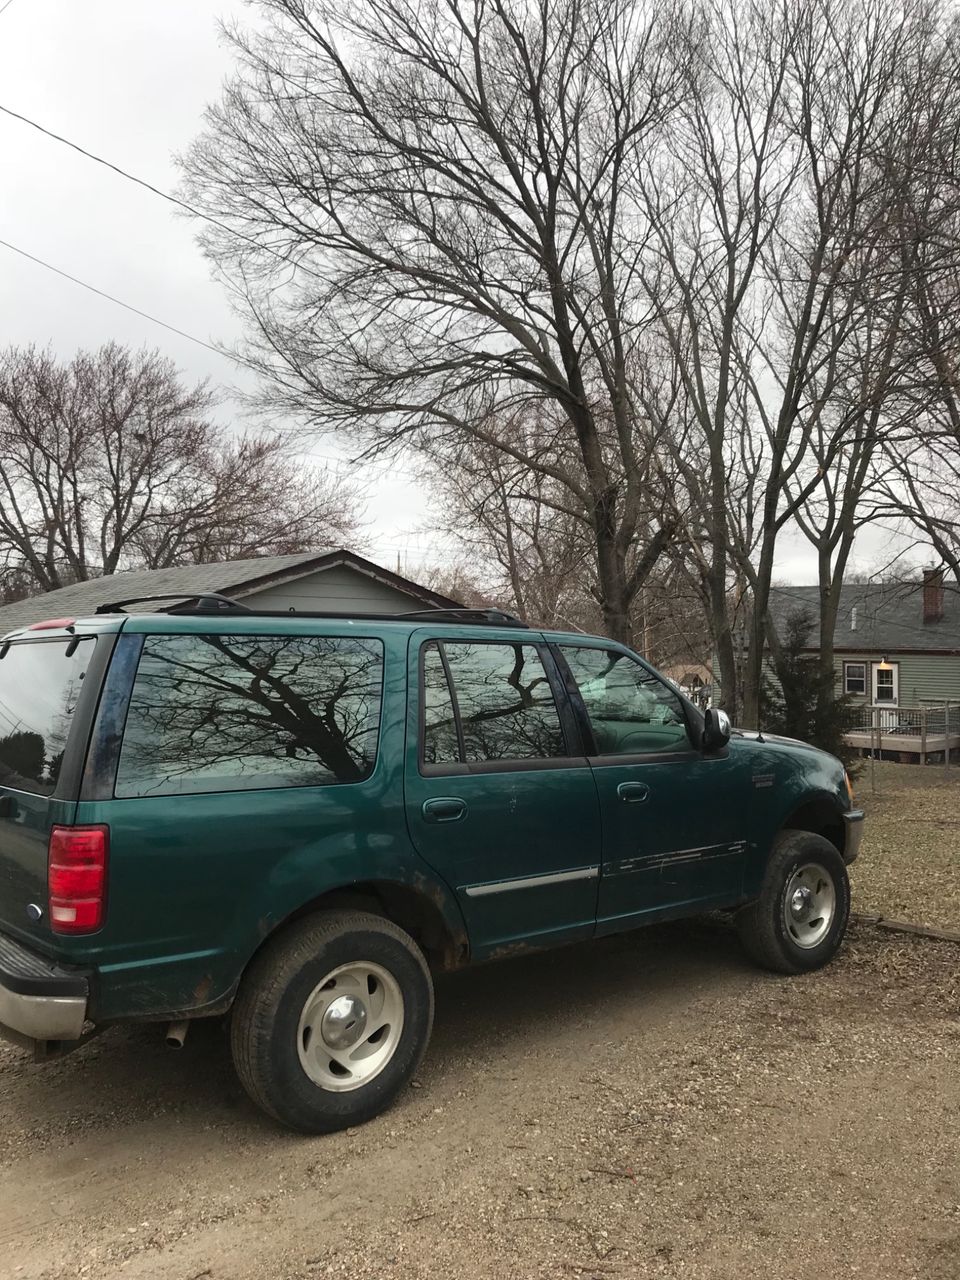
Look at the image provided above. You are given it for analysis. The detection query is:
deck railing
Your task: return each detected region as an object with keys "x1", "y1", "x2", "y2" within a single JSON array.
[{"x1": 845, "y1": 702, "x2": 960, "y2": 764}]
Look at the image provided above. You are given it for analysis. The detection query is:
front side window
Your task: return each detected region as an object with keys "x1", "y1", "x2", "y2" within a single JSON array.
[
  {"x1": 844, "y1": 662, "x2": 866, "y2": 695},
  {"x1": 116, "y1": 634, "x2": 383, "y2": 797},
  {"x1": 562, "y1": 646, "x2": 691, "y2": 756},
  {"x1": 0, "y1": 639, "x2": 94, "y2": 794},
  {"x1": 420, "y1": 640, "x2": 566, "y2": 766}
]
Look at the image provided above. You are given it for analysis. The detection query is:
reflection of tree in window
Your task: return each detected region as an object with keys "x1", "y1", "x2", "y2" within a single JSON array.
[
  {"x1": 422, "y1": 644, "x2": 460, "y2": 764},
  {"x1": 116, "y1": 635, "x2": 384, "y2": 797},
  {"x1": 0, "y1": 639, "x2": 92, "y2": 794},
  {"x1": 0, "y1": 731, "x2": 44, "y2": 787},
  {"x1": 442, "y1": 643, "x2": 565, "y2": 762}
]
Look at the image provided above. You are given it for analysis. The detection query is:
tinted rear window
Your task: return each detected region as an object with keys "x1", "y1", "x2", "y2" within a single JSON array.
[
  {"x1": 115, "y1": 634, "x2": 384, "y2": 797},
  {"x1": 0, "y1": 638, "x2": 95, "y2": 795}
]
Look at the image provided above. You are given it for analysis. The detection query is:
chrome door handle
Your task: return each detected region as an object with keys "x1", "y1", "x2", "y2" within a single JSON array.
[
  {"x1": 617, "y1": 781, "x2": 650, "y2": 803},
  {"x1": 422, "y1": 797, "x2": 468, "y2": 823}
]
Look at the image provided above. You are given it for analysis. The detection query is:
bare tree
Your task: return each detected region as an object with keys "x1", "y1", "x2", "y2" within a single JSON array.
[
  {"x1": 184, "y1": 0, "x2": 960, "y2": 715},
  {"x1": 872, "y1": 14, "x2": 960, "y2": 581},
  {"x1": 425, "y1": 425, "x2": 713, "y2": 665},
  {"x1": 789, "y1": 293, "x2": 918, "y2": 701},
  {"x1": 183, "y1": 0, "x2": 697, "y2": 645},
  {"x1": 423, "y1": 420, "x2": 600, "y2": 629},
  {"x1": 0, "y1": 344, "x2": 364, "y2": 596},
  {"x1": 633, "y1": 0, "x2": 945, "y2": 721}
]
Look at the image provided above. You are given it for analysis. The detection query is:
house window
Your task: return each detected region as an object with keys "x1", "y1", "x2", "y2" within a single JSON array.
[
  {"x1": 843, "y1": 662, "x2": 866, "y2": 695},
  {"x1": 873, "y1": 663, "x2": 898, "y2": 705}
]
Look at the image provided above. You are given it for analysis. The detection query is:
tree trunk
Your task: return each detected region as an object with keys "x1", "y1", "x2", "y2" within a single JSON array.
[
  {"x1": 816, "y1": 539, "x2": 855, "y2": 726},
  {"x1": 705, "y1": 446, "x2": 739, "y2": 719},
  {"x1": 713, "y1": 599, "x2": 738, "y2": 722},
  {"x1": 741, "y1": 540, "x2": 779, "y2": 730},
  {"x1": 596, "y1": 545, "x2": 633, "y2": 646},
  {"x1": 592, "y1": 484, "x2": 634, "y2": 647}
]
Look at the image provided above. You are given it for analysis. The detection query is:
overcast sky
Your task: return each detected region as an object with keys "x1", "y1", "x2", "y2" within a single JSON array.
[
  {"x1": 0, "y1": 0, "x2": 447, "y2": 573},
  {"x1": 0, "y1": 0, "x2": 923, "y2": 586}
]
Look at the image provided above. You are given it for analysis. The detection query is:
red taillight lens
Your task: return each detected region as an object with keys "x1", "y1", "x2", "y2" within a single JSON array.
[{"x1": 48, "y1": 825, "x2": 109, "y2": 934}]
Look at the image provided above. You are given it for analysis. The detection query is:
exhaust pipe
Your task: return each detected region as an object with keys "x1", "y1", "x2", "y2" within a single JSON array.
[{"x1": 165, "y1": 1019, "x2": 190, "y2": 1049}]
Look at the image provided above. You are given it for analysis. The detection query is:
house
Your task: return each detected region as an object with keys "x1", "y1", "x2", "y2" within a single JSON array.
[
  {"x1": 0, "y1": 549, "x2": 461, "y2": 632},
  {"x1": 767, "y1": 569, "x2": 960, "y2": 761},
  {"x1": 660, "y1": 662, "x2": 713, "y2": 705}
]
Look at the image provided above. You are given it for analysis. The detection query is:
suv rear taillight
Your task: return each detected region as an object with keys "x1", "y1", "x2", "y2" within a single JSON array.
[{"x1": 48, "y1": 825, "x2": 109, "y2": 934}]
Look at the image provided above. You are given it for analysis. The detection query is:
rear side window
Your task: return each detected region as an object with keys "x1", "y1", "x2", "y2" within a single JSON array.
[
  {"x1": 422, "y1": 644, "x2": 461, "y2": 764},
  {"x1": 116, "y1": 634, "x2": 384, "y2": 797},
  {"x1": 0, "y1": 638, "x2": 94, "y2": 795},
  {"x1": 421, "y1": 640, "x2": 566, "y2": 766}
]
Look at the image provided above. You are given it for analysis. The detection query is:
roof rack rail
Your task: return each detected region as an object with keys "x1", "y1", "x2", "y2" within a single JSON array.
[
  {"x1": 89, "y1": 597, "x2": 528, "y2": 627},
  {"x1": 395, "y1": 607, "x2": 529, "y2": 628},
  {"x1": 95, "y1": 592, "x2": 252, "y2": 616}
]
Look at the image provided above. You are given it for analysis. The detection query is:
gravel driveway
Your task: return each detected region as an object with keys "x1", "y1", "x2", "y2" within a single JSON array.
[{"x1": 2, "y1": 918, "x2": 958, "y2": 1280}]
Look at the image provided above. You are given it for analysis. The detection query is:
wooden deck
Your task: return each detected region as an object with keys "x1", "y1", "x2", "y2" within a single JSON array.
[{"x1": 846, "y1": 730, "x2": 960, "y2": 762}]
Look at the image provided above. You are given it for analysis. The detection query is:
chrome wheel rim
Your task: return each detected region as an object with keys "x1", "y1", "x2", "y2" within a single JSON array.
[
  {"x1": 296, "y1": 962, "x2": 404, "y2": 1092},
  {"x1": 783, "y1": 862, "x2": 836, "y2": 949}
]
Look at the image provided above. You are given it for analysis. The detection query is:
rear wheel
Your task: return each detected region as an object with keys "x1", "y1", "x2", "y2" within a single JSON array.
[
  {"x1": 231, "y1": 910, "x2": 434, "y2": 1133},
  {"x1": 737, "y1": 830, "x2": 850, "y2": 974}
]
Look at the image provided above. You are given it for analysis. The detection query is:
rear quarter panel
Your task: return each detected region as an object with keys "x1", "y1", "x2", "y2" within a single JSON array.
[{"x1": 66, "y1": 622, "x2": 465, "y2": 1022}]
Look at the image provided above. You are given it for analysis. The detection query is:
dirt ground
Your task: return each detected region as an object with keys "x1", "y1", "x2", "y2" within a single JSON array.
[
  {"x1": 852, "y1": 760, "x2": 960, "y2": 930},
  {"x1": 2, "y1": 915, "x2": 958, "y2": 1280}
]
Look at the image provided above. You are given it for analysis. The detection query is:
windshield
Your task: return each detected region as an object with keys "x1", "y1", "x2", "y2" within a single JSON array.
[{"x1": 0, "y1": 638, "x2": 95, "y2": 794}]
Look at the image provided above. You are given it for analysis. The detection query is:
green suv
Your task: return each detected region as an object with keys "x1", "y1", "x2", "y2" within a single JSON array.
[{"x1": 0, "y1": 597, "x2": 863, "y2": 1132}]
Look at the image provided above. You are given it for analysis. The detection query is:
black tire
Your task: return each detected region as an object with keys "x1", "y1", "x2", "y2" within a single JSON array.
[
  {"x1": 231, "y1": 909, "x2": 434, "y2": 1133},
  {"x1": 737, "y1": 830, "x2": 850, "y2": 975}
]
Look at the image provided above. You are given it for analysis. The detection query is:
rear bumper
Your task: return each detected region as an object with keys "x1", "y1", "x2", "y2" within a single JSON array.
[
  {"x1": 0, "y1": 931, "x2": 89, "y2": 1043},
  {"x1": 842, "y1": 809, "x2": 865, "y2": 864}
]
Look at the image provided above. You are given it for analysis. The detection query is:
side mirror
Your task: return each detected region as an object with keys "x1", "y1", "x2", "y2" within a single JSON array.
[{"x1": 702, "y1": 707, "x2": 731, "y2": 752}]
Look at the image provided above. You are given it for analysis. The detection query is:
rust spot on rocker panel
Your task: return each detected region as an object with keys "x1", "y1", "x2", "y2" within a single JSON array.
[
  {"x1": 486, "y1": 940, "x2": 541, "y2": 963},
  {"x1": 192, "y1": 973, "x2": 214, "y2": 1005}
]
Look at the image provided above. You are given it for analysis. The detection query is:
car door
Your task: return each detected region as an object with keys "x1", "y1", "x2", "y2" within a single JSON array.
[
  {"x1": 404, "y1": 629, "x2": 602, "y2": 958},
  {"x1": 554, "y1": 642, "x2": 747, "y2": 933}
]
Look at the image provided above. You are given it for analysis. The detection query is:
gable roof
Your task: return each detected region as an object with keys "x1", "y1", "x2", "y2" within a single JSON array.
[
  {"x1": 0, "y1": 549, "x2": 461, "y2": 634},
  {"x1": 768, "y1": 582, "x2": 960, "y2": 654}
]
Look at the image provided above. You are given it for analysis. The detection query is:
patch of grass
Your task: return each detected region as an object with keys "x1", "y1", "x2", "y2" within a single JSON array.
[{"x1": 851, "y1": 761, "x2": 960, "y2": 930}]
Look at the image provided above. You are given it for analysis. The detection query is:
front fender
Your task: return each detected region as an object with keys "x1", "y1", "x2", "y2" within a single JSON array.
[{"x1": 729, "y1": 736, "x2": 853, "y2": 896}]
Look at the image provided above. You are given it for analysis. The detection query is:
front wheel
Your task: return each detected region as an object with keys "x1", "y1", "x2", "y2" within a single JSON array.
[
  {"x1": 737, "y1": 830, "x2": 850, "y2": 974},
  {"x1": 231, "y1": 910, "x2": 434, "y2": 1133}
]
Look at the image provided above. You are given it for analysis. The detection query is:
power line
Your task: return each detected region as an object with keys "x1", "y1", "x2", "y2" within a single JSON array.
[
  {"x1": 0, "y1": 102, "x2": 242, "y2": 241},
  {"x1": 0, "y1": 237, "x2": 351, "y2": 466},
  {"x1": 0, "y1": 236, "x2": 242, "y2": 365},
  {"x1": 0, "y1": 102, "x2": 318, "y2": 279},
  {"x1": 0, "y1": 0, "x2": 19, "y2": 17}
]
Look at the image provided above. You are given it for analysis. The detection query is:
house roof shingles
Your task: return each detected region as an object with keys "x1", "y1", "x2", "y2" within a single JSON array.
[
  {"x1": 768, "y1": 581, "x2": 960, "y2": 653},
  {"x1": 0, "y1": 549, "x2": 460, "y2": 635}
]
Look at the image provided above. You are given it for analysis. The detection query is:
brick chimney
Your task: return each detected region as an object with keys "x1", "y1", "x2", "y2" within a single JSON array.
[{"x1": 923, "y1": 567, "x2": 944, "y2": 624}]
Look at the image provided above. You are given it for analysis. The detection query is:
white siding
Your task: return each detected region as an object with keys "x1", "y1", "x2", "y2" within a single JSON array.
[{"x1": 241, "y1": 565, "x2": 428, "y2": 614}]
